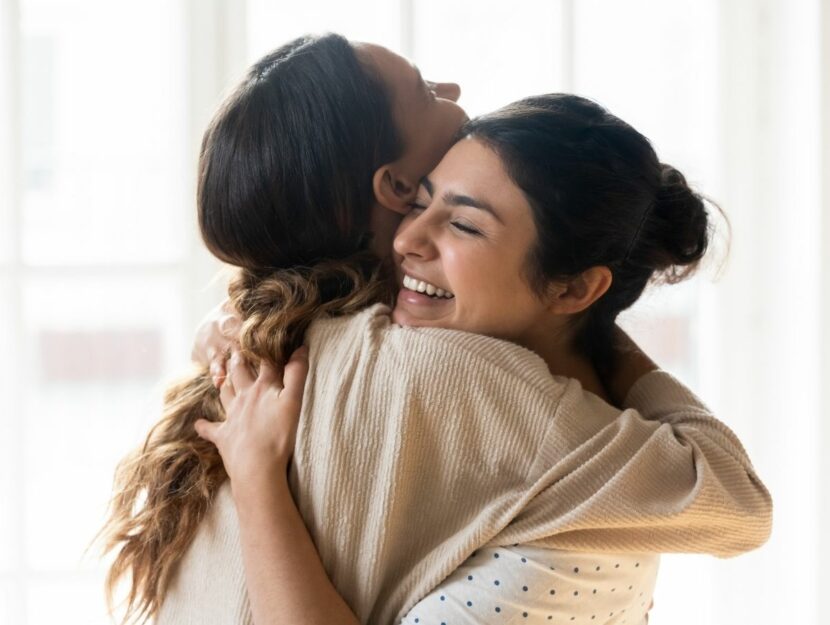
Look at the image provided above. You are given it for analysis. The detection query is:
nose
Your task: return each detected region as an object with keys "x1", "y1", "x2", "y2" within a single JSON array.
[
  {"x1": 431, "y1": 81, "x2": 461, "y2": 103},
  {"x1": 393, "y1": 212, "x2": 436, "y2": 261}
]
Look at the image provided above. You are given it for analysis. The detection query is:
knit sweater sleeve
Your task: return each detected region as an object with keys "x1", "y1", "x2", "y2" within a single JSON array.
[
  {"x1": 155, "y1": 306, "x2": 771, "y2": 625},
  {"x1": 293, "y1": 305, "x2": 569, "y2": 625},
  {"x1": 299, "y1": 307, "x2": 771, "y2": 625},
  {"x1": 490, "y1": 370, "x2": 773, "y2": 558}
]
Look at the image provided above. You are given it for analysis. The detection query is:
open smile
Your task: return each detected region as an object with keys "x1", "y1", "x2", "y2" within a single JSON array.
[{"x1": 401, "y1": 273, "x2": 454, "y2": 299}]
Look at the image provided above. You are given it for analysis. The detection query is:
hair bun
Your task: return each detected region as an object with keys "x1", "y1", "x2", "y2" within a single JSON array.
[{"x1": 649, "y1": 163, "x2": 709, "y2": 282}]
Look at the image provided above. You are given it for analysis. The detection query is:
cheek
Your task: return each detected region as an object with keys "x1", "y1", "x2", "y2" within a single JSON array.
[
  {"x1": 449, "y1": 245, "x2": 521, "y2": 306},
  {"x1": 450, "y1": 243, "x2": 543, "y2": 331}
]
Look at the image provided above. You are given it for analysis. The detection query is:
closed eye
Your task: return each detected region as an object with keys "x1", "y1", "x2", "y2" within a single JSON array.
[{"x1": 451, "y1": 221, "x2": 482, "y2": 236}]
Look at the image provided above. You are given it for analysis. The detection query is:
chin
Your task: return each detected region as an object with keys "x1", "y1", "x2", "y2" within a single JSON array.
[
  {"x1": 391, "y1": 307, "x2": 433, "y2": 328},
  {"x1": 391, "y1": 309, "x2": 418, "y2": 327},
  {"x1": 390, "y1": 306, "x2": 413, "y2": 327}
]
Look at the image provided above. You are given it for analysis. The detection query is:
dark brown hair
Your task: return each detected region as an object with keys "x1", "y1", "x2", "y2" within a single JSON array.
[
  {"x1": 95, "y1": 33, "x2": 400, "y2": 624},
  {"x1": 463, "y1": 94, "x2": 725, "y2": 376}
]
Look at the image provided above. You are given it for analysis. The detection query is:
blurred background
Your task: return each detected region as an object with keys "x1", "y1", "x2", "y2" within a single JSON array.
[{"x1": 0, "y1": 0, "x2": 827, "y2": 623}]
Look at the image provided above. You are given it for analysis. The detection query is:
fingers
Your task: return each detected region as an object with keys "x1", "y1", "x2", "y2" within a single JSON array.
[
  {"x1": 228, "y1": 350, "x2": 256, "y2": 391},
  {"x1": 193, "y1": 418, "x2": 218, "y2": 443},
  {"x1": 219, "y1": 373, "x2": 235, "y2": 408},
  {"x1": 220, "y1": 297, "x2": 235, "y2": 315},
  {"x1": 219, "y1": 345, "x2": 308, "y2": 405},
  {"x1": 213, "y1": 299, "x2": 241, "y2": 385},
  {"x1": 218, "y1": 308, "x2": 241, "y2": 338},
  {"x1": 256, "y1": 358, "x2": 283, "y2": 388},
  {"x1": 210, "y1": 360, "x2": 227, "y2": 387},
  {"x1": 210, "y1": 343, "x2": 234, "y2": 387},
  {"x1": 193, "y1": 300, "x2": 235, "y2": 366},
  {"x1": 281, "y1": 346, "x2": 309, "y2": 406},
  {"x1": 219, "y1": 298, "x2": 241, "y2": 337}
]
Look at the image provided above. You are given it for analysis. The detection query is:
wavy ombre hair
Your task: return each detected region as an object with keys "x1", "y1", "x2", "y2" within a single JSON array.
[{"x1": 93, "y1": 33, "x2": 400, "y2": 624}]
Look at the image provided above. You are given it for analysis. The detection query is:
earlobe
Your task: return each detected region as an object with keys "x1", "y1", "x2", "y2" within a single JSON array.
[{"x1": 372, "y1": 165, "x2": 417, "y2": 215}]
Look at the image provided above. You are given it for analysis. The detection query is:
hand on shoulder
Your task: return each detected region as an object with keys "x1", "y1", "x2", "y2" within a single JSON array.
[{"x1": 191, "y1": 298, "x2": 242, "y2": 386}]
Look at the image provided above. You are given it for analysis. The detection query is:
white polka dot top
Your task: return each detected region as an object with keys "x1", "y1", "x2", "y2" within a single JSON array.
[
  {"x1": 157, "y1": 307, "x2": 770, "y2": 625},
  {"x1": 401, "y1": 546, "x2": 658, "y2": 625}
]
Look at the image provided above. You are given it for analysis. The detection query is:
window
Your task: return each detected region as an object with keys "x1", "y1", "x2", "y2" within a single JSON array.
[
  {"x1": 1, "y1": 1, "x2": 223, "y2": 622},
  {"x1": 2, "y1": 1, "x2": 824, "y2": 623}
]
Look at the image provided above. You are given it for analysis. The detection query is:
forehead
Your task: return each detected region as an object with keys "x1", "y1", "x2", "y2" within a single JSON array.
[
  {"x1": 435, "y1": 138, "x2": 511, "y2": 190},
  {"x1": 432, "y1": 138, "x2": 534, "y2": 223}
]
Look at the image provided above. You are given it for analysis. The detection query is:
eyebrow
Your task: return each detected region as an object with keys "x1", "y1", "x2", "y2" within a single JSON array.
[{"x1": 421, "y1": 176, "x2": 503, "y2": 223}]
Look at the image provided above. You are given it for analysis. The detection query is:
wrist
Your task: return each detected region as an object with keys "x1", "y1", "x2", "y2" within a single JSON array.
[{"x1": 230, "y1": 464, "x2": 290, "y2": 503}]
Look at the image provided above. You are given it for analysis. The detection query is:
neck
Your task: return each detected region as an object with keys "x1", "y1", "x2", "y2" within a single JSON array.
[{"x1": 521, "y1": 323, "x2": 611, "y2": 404}]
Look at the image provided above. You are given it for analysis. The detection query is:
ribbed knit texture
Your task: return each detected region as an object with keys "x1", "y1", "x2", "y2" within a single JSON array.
[
  {"x1": 155, "y1": 304, "x2": 772, "y2": 625},
  {"x1": 155, "y1": 481, "x2": 252, "y2": 625}
]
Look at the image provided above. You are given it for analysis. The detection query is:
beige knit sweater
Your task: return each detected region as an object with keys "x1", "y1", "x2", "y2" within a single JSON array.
[{"x1": 156, "y1": 304, "x2": 772, "y2": 625}]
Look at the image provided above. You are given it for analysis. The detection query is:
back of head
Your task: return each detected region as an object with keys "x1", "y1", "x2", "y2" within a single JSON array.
[
  {"x1": 199, "y1": 32, "x2": 401, "y2": 271},
  {"x1": 462, "y1": 94, "x2": 721, "y2": 375},
  {"x1": 98, "y1": 33, "x2": 402, "y2": 625},
  {"x1": 197, "y1": 32, "x2": 405, "y2": 362}
]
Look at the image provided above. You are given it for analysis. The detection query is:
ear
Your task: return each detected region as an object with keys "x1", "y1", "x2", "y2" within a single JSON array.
[
  {"x1": 372, "y1": 164, "x2": 418, "y2": 215},
  {"x1": 547, "y1": 266, "x2": 613, "y2": 315}
]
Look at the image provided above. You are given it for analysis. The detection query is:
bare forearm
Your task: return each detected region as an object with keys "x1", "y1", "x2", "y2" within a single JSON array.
[{"x1": 232, "y1": 475, "x2": 361, "y2": 625}]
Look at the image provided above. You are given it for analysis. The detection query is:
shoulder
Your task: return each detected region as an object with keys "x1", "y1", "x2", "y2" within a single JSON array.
[{"x1": 307, "y1": 303, "x2": 561, "y2": 398}]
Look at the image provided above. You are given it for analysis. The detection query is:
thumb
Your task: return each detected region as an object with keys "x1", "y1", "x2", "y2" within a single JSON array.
[{"x1": 194, "y1": 419, "x2": 219, "y2": 443}]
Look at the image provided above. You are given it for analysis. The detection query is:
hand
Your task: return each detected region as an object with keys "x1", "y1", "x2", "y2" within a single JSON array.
[
  {"x1": 191, "y1": 299, "x2": 242, "y2": 387},
  {"x1": 194, "y1": 346, "x2": 310, "y2": 487},
  {"x1": 604, "y1": 326, "x2": 659, "y2": 407}
]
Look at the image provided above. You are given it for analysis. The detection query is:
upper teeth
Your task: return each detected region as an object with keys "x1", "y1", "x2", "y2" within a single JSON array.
[{"x1": 403, "y1": 274, "x2": 454, "y2": 298}]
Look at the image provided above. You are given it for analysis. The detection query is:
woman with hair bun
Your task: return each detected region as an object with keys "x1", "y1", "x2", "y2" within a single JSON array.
[
  {"x1": 97, "y1": 33, "x2": 771, "y2": 625},
  {"x1": 191, "y1": 94, "x2": 771, "y2": 625}
]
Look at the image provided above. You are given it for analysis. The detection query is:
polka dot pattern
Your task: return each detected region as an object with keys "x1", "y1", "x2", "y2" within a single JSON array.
[{"x1": 401, "y1": 546, "x2": 659, "y2": 625}]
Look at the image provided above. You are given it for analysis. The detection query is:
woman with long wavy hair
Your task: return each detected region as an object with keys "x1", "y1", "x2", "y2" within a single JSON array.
[{"x1": 96, "y1": 34, "x2": 771, "y2": 625}]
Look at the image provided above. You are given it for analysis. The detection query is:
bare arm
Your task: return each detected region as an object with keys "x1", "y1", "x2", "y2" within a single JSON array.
[
  {"x1": 232, "y1": 473, "x2": 360, "y2": 625},
  {"x1": 194, "y1": 348, "x2": 360, "y2": 625}
]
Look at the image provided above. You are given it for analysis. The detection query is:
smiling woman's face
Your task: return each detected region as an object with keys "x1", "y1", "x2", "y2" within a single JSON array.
[{"x1": 392, "y1": 137, "x2": 554, "y2": 343}]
